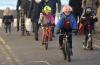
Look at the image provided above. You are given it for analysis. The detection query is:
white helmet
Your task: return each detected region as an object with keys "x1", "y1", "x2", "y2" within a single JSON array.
[
  {"x1": 85, "y1": 7, "x2": 92, "y2": 13},
  {"x1": 35, "y1": 0, "x2": 41, "y2": 3}
]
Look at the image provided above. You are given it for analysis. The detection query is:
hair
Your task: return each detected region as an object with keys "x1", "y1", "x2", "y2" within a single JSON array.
[{"x1": 3, "y1": 7, "x2": 10, "y2": 16}]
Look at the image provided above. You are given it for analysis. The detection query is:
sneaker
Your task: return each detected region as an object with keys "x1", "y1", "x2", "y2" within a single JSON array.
[
  {"x1": 59, "y1": 46, "x2": 63, "y2": 50},
  {"x1": 70, "y1": 49, "x2": 73, "y2": 56},
  {"x1": 83, "y1": 42, "x2": 86, "y2": 49},
  {"x1": 35, "y1": 38, "x2": 38, "y2": 41}
]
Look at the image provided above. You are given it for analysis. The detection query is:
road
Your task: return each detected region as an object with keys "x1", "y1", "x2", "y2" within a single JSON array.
[
  {"x1": 0, "y1": 7, "x2": 100, "y2": 65},
  {"x1": 0, "y1": 25, "x2": 100, "y2": 65}
]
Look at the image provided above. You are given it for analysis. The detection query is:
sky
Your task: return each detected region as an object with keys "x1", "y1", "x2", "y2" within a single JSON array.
[
  {"x1": 0, "y1": 0, "x2": 69, "y2": 10},
  {"x1": 61, "y1": 0, "x2": 69, "y2": 5},
  {"x1": 0, "y1": 0, "x2": 17, "y2": 10}
]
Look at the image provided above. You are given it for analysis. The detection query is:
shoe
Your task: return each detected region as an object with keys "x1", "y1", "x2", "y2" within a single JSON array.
[
  {"x1": 83, "y1": 42, "x2": 87, "y2": 49},
  {"x1": 35, "y1": 35, "x2": 39, "y2": 41},
  {"x1": 59, "y1": 46, "x2": 63, "y2": 50},
  {"x1": 49, "y1": 38, "x2": 52, "y2": 41},
  {"x1": 35, "y1": 37, "x2": 38, "y2": 41},
  {"x1": 70, "y1": 49, "x2": 73, "y2": 56}
]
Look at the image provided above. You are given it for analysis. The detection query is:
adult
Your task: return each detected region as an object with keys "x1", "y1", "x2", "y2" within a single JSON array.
[
  {"x1": 69, "y1": 0, "x2": 83, "y2": 35},
  {"x1": 16, "y1": 0, "x2": 30, "y2": 35},
  {"x1": 28, "y1": 0, "x2": 44, "y2": 41}
]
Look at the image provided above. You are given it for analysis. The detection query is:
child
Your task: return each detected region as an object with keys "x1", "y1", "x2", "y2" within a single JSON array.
[
  {"x1": 56, "y1": 5, "x2": 77, "y2": 54},
  {"x1": 80, "y1": 7, "x2": 98, "y2": 49},
  {"x1": 38, "y1": 5, "x2": 54, "y2": 45},
  {"x1": 2, "y1": 7, "x2": 14, "y2": 35}
]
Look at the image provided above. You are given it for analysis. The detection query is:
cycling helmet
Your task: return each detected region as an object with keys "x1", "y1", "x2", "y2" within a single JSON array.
[
  {"x1": 35, "y1": 0, "x2": 41, "y2": 3},
  {"x1": 43, "y1": 5, "x2": 51, "y2": 13},
  {"x1": 85, "y1": 7, "x2": 92, "y2": 13},
  {"x1": 62, "y1": 5, "x2": 72, "y2": 12}
]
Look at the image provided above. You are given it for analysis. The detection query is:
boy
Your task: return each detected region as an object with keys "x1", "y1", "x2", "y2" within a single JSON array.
[{"x1": 56, "y1": 5, "x2": 77, "y2": 54}]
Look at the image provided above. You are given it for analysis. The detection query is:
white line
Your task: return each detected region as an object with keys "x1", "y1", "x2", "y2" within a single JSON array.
[
  {"x1": 0, "y1": 36, "x2": 24, "y2": 65},
  {"x1": 94, "y1": 45, "x2": 100, "y2": 49},
  {"x1": 32, "y1": 61, "x2": 51, "y2": 65}
]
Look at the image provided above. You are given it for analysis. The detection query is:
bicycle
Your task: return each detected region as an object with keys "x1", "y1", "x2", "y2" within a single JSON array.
[
  {"x1": 83, "y1": 24, "x2": 93, "y2": 50},
  {"x1": 82, "y1": 16, "x2": 93, "y2": 50},
  {"x1": 60, "y1": 33, "x2": 71, "y2": 62},
  {"x1": 41, "y1": 25, "x2": 50, "y2": 50}
]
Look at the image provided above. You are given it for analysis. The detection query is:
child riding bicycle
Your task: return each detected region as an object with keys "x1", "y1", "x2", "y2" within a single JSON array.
[
  {"x1": 56, "y1": 5, "x2": 77, "y2": 54},
  {"x1": 38, "y1": 5, "x2": 54, "y2": 46},
  {"x1": 80, "y1": 7, "x2": 98, "y2": 49}
]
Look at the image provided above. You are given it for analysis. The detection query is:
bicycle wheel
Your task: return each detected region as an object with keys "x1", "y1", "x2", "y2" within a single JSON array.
[
  {"x1": 87, "y1": 36, "x2": 93, "y2": 50},
  {"x1": 66, "y1": 41, "x2": 71, "y2": 62},
  {"x1": 62, "y1": 39, "x2": 67, "y2": 60},
  {"x1": 45, "y1": 36, "x2": 48, "y2": 50},
  {"x1": 87, "y1": 41, "x2": 93, "y2": 50}
]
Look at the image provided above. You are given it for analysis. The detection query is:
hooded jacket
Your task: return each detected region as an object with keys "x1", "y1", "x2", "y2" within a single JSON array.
[{"x1": 57, "y1": 13, "x2": 77, "y2": 30}]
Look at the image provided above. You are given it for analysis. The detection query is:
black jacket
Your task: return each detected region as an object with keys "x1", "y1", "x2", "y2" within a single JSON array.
[
  {"x1": 69, "y1": 0, "x2": 83, "y2": 14},
  {"x1": 28, "y1": 0, "x2": 44, "y2": 21},
  {"x1": 2, "y1": 15, "x2": 14, "y2": 24}
]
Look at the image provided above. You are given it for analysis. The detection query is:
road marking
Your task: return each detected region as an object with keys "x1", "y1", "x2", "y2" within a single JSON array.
[
  {"x1": 0, "y1": 44, "x2": 15, "y2": 65},
  {"x1": 32, "y1": 61, "x2": 51, "y2": 65},
  {"x1": 0, "y1": 36, "x2": 24, "y2": 65},
  {"x1": 94, "y1": 45, "x2": 100, "y2": 49}
]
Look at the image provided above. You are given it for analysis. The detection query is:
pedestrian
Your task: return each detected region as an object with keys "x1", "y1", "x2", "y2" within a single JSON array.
[
  {"x1": 2, "y1": 7, "x2": 14, "y2": 35},
  {"x1": 28, "y1": 0, "x2": 44, "y2": 41},
  {"x1": 69, "y1": 0, "x2": 83, "y2": 35},
  {"x1": 16, "y1": 0, "x2": 31, "y2": 35}
]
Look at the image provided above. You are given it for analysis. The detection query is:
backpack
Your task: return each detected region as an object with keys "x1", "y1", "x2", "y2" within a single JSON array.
[{"x1": 63, "y1": 19, "x2": 71, "y2": 30}]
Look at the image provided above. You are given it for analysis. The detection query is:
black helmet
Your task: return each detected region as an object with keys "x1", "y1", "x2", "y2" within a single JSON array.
[{"x1": 85, "y1": 7, "x2": 92, "y2": 13}]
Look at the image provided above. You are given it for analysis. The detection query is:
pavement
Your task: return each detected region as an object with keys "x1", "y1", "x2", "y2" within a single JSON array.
[
  {"x1": 0, "y1": 7, "x2": 100, "y2": 65},
  {"x1": 0, "y1": 25, "x2": 100, "y2": 65}
]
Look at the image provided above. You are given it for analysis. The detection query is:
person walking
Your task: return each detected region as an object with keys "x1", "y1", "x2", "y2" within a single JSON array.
[
  {"x1": 28, "y1": 0, "x2": 44, "y2": 41},
  {"x1": 69, "y1": 0, "x2": 83, "y2": 35},
  {"x1": 2, "y1": 7, "x2": 14, "y2": 35},
  {"x1": 16, "y1": 0, "x2": 30, "y2": 35}
]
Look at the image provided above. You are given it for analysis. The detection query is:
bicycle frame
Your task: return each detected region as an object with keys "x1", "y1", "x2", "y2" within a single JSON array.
[
  {"x1": 60, "y1": 33, "x2": 71, "y2": 62},
  {"x1": 82, "y1": 16, "x2": 93, "y2": 50},
  {"x1": 42, "y1": 26, "x2": 49, "y2": 50},
  {"x1": 86, "y1": 24, "x2": 93, "y2": 50}
]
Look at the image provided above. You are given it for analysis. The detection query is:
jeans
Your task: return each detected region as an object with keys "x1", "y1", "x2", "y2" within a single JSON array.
[{"x1": 5, "y1": 23, "x2": 11, "y2": 33}]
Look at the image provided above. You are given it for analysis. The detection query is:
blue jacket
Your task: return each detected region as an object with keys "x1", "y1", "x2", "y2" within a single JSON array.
[{"x1": 57, "y1": 13, "x2": 77, "y2": 30}]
